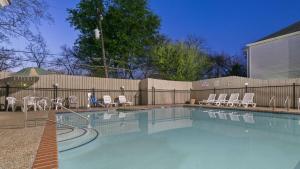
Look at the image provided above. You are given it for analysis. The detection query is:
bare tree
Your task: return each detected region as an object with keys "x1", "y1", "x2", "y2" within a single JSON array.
[
  {"x1": 184, "y1": 35, "x2": 207, "y2": 52},
  {"x1": 53, "y1": 45, "x2": 85, "y2": 75},
  {"x1": 0, "y1": 0, "x2": 52, "y2": 42},
  {"x1": 0, "y1": 48, "x2": 21, "y2": 71},
  {"x1": 25, "y1": 34, "x2": 49, "y2": 68}
]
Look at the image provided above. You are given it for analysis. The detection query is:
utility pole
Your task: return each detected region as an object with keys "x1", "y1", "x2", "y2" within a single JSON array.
[{"x1": 95, "y1": 8, "x2": 108, "y2": 78}]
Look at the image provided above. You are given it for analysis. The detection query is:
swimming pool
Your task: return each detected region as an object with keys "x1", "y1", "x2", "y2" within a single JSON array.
[{"x1": 57, "y1": 107, "x2": 300, "y2": 169}]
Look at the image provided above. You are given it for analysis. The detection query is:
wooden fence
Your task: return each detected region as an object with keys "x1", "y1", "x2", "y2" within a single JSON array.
[
  {"x1": 0, "y1": 75, "x2": 192, "y2": 108},
  {"x1": 2, "y1": 73, "x2": 300, "y2": 109}
]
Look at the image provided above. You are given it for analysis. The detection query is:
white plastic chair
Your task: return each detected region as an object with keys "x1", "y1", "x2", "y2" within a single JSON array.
[
  {"x1": 118, "y1": 95, "x2": 133, "y2": 106},
  {"x1": 51, "y1": 97, "x2": 63, "y2": 110},
  {"x1": 37, "y1": 98, "x2": 48, "y2": 111},
  {"x1": 6, "y1": 97, "x2": 16, "y2": 112},
  {"x1": 103, "y1": 95, "x2": 117, "y2": 107},
  {"x1": 23, "y1": 96, "x2": 37, "y2": 112},
  {"x1": 68, "y1": 96, "x2": 78, "y2": 108}
]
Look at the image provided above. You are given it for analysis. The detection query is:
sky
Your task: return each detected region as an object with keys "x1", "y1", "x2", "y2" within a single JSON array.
[{"x1": 8, "y1": 0, "x2": 300, "y2": 61}]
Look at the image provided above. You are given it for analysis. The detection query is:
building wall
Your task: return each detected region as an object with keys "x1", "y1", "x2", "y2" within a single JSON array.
[{"x1": 248, "y1": 33, "x2": 300, "y2": 79}]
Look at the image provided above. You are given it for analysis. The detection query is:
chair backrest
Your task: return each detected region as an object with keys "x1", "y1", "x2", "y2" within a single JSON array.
[
  {"x1": 38, "y1": 99, "x2": 47, "y2": 105},
  {"x1": 217, "y1": 94, "x2": 227, "y2": 101},
  {"x1": 69, "y1": 96, "x2": 78, "y2": 104},
  {"x1": 6, "y1": 97, "x2": 16, "y2": 104},
  {"x1": 103, "y1": 95, "x2": 112, "y2": 104},
  {"x1": 23, "y1": 96, "x2": 36, "y2": 105},
  {"x1": 56, "y1": 97, "x2": 63, "y2": 104},
  {"x1": 228, "y1": 93, "x2": 239, "y2": 102},
  {"x1": 90, "y1": 95, "x2": 97, "y2": 104},
  {"x1": 207, "y1": 94, "x2": 216, "y2": 101},
  {"x1": 119, "y1": 95, "x2": 127, "y2": 104},
  {"x1": 242, "y1": 93, "x2": 254, "y2": 104}
]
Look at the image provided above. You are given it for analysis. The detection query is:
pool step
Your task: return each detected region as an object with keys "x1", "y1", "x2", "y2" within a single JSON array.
[
  {"x1": 57, "y1": 128, "x2": 86, "y2": 142},
  {"x1": 58, "y1": 128, "x2": 99, "y2": 152},
  {"x1": 57, "y1": 127, "x2": 74, "y2": 135}
]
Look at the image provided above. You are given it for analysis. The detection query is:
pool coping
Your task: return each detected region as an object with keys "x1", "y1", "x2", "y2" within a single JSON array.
[
  {"x1": 32, "y1": 111, "x2": 58, "y2": 169},
  {"x1": 55, "y1": 104, "x2": 300, "y2": 115},
  {"x1": 183, "y1": 104, "x2": 300, "y2": 115}
]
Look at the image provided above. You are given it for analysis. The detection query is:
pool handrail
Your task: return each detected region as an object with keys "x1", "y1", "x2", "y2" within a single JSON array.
[
  {"x1": 269, "y1": 96, "x2": 276, "y2": 110},
  {"x1": 50, "y1": 100, "x2": 90, "y2": 128},
  {"x1": 284, "y1": 96, "x2": 290, "y2": 111}
]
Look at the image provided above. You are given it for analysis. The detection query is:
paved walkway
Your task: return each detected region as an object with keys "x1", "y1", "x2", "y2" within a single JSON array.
[
  {"x1": 0, "y1": 126, "x2": 44, "y2": 169},
  {"x1": 0, "y1": 110, "x2": 48, "y2": 169}
]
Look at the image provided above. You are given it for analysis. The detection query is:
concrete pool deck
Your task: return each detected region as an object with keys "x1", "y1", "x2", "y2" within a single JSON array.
[
  {"x1": 0, "y1": 110, "x2": 51, "y2": 169},
  {"x1": 1, "y1": 104, "x2": 300, "y2": 169}
]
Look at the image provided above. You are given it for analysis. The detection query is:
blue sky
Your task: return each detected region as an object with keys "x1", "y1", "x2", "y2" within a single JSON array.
[{"x1": 9, "y1": 0, "x2": 300, "y2": 57}]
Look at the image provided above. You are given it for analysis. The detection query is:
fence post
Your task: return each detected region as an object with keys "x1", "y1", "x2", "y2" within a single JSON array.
[
  {"x1": 152, "y1": 87, "x2": 154, "y2": 105},
  {"x1": 53, "y1": 85, "x2": 55, "y2": 100},
  {"x1": 173, "y1": 89, "x2": 176, "y2": 104},
  {"x1": 53, "y1": 84, "x2": 58, "y2": 99},
  {"x1": 5, "y1": 84, "x2": 10, "y2": 110},
  {"x1": 139, "y1": 88, "x2": 141, "y2": 105},
  {"x1": 154, "y1": 87, "x2": 156, "y2": 105},
  {"x1": 293, "y1": 83, "x2": 296, "y2": 109},
  {"x1": 213, "y1": 88, "x2": 216, "y2": 94}
]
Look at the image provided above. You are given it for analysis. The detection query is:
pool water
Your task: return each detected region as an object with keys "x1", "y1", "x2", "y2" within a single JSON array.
[{"x1": 58, "y1": 107, "x2": 300, "y2": 169}]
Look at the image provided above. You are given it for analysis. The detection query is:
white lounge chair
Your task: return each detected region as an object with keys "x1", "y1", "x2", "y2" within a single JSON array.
[
  {"x1": 238, "y1": 93, "x2": 256, "y2": 108},
  {"x1": 225, "y1": 93, "x2": 240, "y2": 107},
  {"x1": 213, "y1": 94, "x2": 227, "y2": 106},
  {"x1": 103, "y1": 95, "x2": 117, "y2": 107},
  {"x1": 118, "y1": 95, "x2": 133, "y2": 106},
  {"x1": 199, "y1": 94, "x2": 216, "y2": 105},
  {"x1": 6, "y1": 97, "x2": 16, "y2": 112}
]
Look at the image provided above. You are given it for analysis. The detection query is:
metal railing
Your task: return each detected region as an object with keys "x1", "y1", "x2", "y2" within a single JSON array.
[
  {"x1": 52, "y1": 100, "x2": 91, "y2": 129},
  {"x1": 0, "y1": 87, "x2": 192, "y2": 109},
  {"x1": 191, "y1": 83, "x2": 300, "y2": 108},
  {"x1": 269, "y1": 96, "x2": 276, "y2": 110},
  {"x1": 284, "y1": 96, "x2": 290, "y2": 111}
]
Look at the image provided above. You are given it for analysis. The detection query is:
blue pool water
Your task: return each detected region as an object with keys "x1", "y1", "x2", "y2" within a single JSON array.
[{"x1": 58, "y1": 107, "x2": 300, "y2": 169}]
